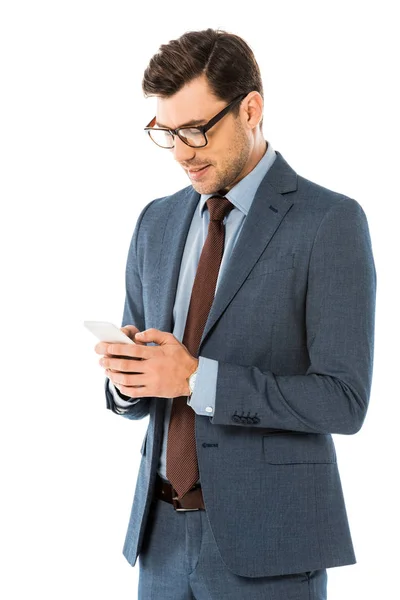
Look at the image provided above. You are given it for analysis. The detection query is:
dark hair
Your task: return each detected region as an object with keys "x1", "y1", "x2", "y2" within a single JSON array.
[{"x1": 142, "y1": 28, "x2": 264, "y2": 128}]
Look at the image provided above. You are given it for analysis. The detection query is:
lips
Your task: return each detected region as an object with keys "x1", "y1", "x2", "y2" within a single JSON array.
[
  {"x1": 187, "y1": 164, "x2": 211, "y2": 181},
  {"x1": 188, "y1": 165, "x2": 209, "y2": 173}
]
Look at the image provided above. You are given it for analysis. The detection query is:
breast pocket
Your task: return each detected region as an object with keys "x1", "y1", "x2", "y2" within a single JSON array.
[{"x1": 246, "y1": 253, "x2": 295, "y2": 280}]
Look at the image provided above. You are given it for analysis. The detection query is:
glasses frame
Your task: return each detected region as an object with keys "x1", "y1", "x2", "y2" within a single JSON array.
[{"x1": 144, "y1": 93, "x2": 248, "y2": 149}]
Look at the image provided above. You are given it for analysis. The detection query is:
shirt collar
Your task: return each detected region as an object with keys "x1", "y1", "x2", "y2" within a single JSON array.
[{"x1": 199, "y1": 140, "x2": 276, "y2": 217}]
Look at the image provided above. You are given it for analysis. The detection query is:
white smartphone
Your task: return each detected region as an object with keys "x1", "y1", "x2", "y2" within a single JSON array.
[{"x1": 83, "y1": 320, "x2": 136, "y2": 344}]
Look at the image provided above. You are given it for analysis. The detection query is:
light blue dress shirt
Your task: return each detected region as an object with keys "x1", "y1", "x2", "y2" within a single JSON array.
[{"x1": 109, "y1": 140, "x2": 276, "y2": 481}]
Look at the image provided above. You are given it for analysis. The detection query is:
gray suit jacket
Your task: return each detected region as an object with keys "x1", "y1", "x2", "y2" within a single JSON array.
[{"x1": 105, "y1": 150, "x2": 376, "y2": 577}]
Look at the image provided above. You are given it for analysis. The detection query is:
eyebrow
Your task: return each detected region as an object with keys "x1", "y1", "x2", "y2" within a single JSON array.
[{"x1": 155, "y1": 118, "x2": 207, "y2": 129}]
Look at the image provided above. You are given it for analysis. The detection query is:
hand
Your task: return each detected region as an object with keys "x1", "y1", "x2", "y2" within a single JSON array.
[
  {"x1": 94, "y1": 325, "x2": 149, "y2": 398},
  {"x1": 95, "y1": 327, "x2": 199, "y2": 399},
  {"x1": 94, "y1": 325, "x2": 148, "y2": 354}
]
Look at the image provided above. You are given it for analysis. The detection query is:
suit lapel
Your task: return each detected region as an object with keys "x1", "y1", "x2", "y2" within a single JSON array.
[
  {"x1": 157, "y1": 150, "x2": 297, "y2": 347},
  {"x1": 157, "y1": 186, "x2": 200, "y2": 332},
  {"x1": 200, "y1": 171, "x2": 295, "y2": 347}
]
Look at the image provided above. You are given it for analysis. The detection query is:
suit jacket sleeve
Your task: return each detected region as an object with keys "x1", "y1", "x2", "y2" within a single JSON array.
[
  {"x1": 187, "y1": 356, "x2": 218, "y2": 415},
  {"x1": 104, "y1": 199, "x2": 157, "y2": 421},
  {"x1": 209, "y1": 197, "x2": 376, "y2": 435},
  {"x1": 109, "y1": 379, "x2": 142, "y2": 408}
]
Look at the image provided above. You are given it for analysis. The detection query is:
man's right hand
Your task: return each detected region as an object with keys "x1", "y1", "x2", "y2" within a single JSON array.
[{"x1": 94, "y1": 325, "x2": 147, "y2": 358}]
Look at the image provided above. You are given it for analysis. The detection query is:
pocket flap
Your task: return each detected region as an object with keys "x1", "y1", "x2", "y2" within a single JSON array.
[{"x1": 262, "y1": 432, "x2": 337, "y2": 464}]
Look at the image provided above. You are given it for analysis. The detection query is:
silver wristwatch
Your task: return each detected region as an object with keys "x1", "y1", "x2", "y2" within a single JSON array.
[{"x1": 188, "y1": 368, "x2": 198, "y2": 396}]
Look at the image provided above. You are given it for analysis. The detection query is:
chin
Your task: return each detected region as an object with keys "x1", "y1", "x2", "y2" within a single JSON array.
[
  {"x1": 192, "y1": 183, "x2": 211, "y2": 194},
  {"x1": 192, "y1": 180, "x2": 221, "y2": 196}
]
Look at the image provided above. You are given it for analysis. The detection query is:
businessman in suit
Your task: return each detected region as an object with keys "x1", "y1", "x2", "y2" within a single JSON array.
[{"x1": 95, "y1": 28, "x2": 376, "y2": 599}]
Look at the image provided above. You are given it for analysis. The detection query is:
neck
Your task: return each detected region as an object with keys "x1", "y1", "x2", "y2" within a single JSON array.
[
  {"x1": 223, "y1": 134, "x2": 267, "y2": 193},
  {"x1": 247, "y1": 134, "x2": 268, "y2": 173}
]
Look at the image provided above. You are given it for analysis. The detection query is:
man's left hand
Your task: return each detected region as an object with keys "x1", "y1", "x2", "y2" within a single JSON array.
[{"x1": 99, "y1": 328, "x2": 199, "y2": 399}]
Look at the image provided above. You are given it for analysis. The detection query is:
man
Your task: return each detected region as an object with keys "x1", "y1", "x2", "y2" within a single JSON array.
[{"x1": 95, "y1": 28, "x2": 376, "y2": 600}]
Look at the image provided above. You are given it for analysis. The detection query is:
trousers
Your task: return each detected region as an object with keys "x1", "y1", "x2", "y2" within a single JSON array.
[{"x1": 138, "y1": 495, "x2": 328, "y2": 600}]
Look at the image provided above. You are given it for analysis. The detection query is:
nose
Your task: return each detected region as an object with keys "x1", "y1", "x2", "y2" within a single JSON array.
[{"x1": 172, "y1": 135, "x2": 196, "y2": 163}]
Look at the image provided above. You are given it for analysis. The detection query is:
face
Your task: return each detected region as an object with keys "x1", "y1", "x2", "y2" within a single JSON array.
[{"x1": 155, "y1": 75, "x2": 261, "y2": 195}]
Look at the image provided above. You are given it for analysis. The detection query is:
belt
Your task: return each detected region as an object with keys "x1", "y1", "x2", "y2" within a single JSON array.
[{"x1": 154, "y1": 473, "x2": 205, "y2": 511}]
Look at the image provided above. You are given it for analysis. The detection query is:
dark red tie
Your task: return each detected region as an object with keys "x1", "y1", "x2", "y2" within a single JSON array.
[{"x1": 166, "y1": 195, "x2": 235, "y2": 499}]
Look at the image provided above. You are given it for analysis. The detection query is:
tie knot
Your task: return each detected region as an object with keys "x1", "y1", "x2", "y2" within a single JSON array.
[{"x1": 206, "y1": 196, "x2": 234, "y2": 222}]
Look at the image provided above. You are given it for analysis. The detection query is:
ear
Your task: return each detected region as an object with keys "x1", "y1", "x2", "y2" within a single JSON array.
[{"x1": 242, "y1": 91, "x2": 263, "y2": 130}]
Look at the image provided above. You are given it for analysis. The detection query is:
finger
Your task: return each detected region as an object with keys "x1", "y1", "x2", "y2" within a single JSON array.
[
  {"x1": 121, "y1": 325, "x2": 148, "y2": 346},
  {"x1": 120, "y1": 325, "x2": 140, "y2": 341},
  {"x1": 135, "y1": 328, "x2": 174, "y2": 345},
  {"x1": 101, "y1": 356, "x2": 147, "y2": 373},
  {"x1": 106, "y1": 343, "x2": 152, "y2": 359},
  {"x1": 95, "y1": 341, "x2": 110, "y2": 355},
  {"x1": 114, "y1": 382, "x2": 149, "y2": 398},
  {"x1": 107, "y1": 371, "x2": 147, "y2": 389}
]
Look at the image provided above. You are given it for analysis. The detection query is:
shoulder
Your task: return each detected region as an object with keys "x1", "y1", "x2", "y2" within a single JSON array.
[
  {"x1": 140, "y1": 184, "x2": 194, "y2": 224},
  {"x1": 295, "y1": 174, "x2": 367, "y2": 225},
  {"x1": 272, "y1": 151, "x2": 367, "y2": 223}
]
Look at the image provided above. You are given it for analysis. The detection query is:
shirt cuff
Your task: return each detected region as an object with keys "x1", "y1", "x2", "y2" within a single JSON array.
[
  {"x1": 187, "y1": 356, "x2": 218, "y2": 416},
  {"x1": 109, "y1": 379, "x2": 141, "y2": 408}
]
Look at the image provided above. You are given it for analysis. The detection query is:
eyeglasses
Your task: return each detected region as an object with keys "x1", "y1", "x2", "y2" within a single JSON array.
[{"x1": 144, "y1": 93, "x2": 248, "y2": 149}]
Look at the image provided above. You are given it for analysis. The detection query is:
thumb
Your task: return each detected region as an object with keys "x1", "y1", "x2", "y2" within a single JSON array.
[
  {"x1": 120, "y1": 325, "x2": 140, "y2": 341},
  {"x1": 135, "y1": 328, "x2": 175, "y2": 345},
  {"x1": 120, "y1": 325, "x2": 148, "y2": 346}
]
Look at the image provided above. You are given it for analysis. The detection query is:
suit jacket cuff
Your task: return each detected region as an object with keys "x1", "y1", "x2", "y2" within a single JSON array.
[
  {"x1": 108, "y1": 379, "x2": 141, "y2": 411},
  {"x1": 187, "y1": 356, "x2": 218, "y2": 415}
]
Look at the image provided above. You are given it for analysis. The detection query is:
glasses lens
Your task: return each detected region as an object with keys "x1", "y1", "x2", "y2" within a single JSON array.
[
  {"x1": 148, "y1": 129, "x2": 174, "y2": 148},
  {"x1": 178, "y1": 128, "x2": 207, "y2": 147}
]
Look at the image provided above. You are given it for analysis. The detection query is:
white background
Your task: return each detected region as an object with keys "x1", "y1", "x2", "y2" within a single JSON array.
[{"x1": 1, "y1": 1, "x2": 398, "y2": 598}]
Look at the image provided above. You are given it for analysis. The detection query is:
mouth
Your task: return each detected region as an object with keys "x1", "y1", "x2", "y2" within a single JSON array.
[{"x1": 186, "y1": 164, "x2": 211, "y2": 180}]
